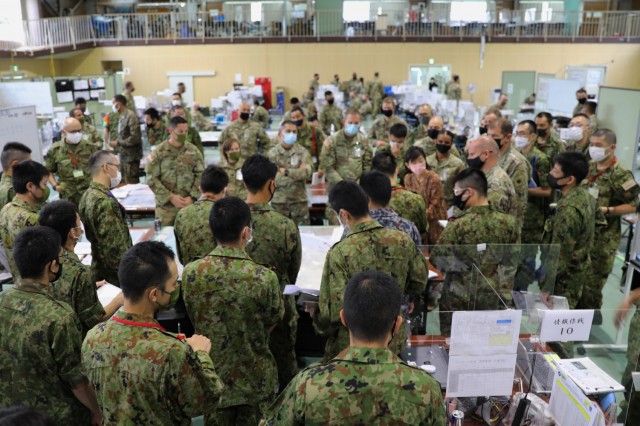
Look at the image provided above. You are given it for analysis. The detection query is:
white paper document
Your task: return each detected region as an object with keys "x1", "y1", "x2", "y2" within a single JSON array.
[
  {"x1": 549, "y1": 368, "x2": 605, "y2": 426},
  {"x1": 97, "y1": 283, "x2": 122, "y2": 307},
  {"x1": 283, "y1": 285, "x2": 320, "y2": 297},
  {"x1": 449, "y1": 310, "x2": 522, "y2": 356},
  {"x1": 74, "y1": 242, "x2": 92, "y2": 256},
  {"x1": 446, "y1": 353, "x2": 517, "y2": 397},
  {"x1": 554, "y1": 358, "x2": 624, "y2": 395}
]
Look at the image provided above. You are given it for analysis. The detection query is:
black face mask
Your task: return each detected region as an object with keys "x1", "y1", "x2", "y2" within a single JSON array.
[
  {"x1": 479, "y1": 126, "x2": 487, "y2": 135},
  {"x1": 419, "y1": 115, "x2": 431, "y2": 125},
  {"x1": 493, "y1": 138, "x2": 503, "y2": 149},
  {"x1": 467, "y1": 155, "x2": 485, "y2": 170},
  {"x1": 381, "y1": 109, "x2": 393, "y2": 117},
  {"x1": 435, "y1": 143, "x2": 451, "y2": 154},
  {"x1": 547, "y1": 174, "x2": 567, "y2": 191},
  {"x1": 239, "y1": 112, "x2": 250, "y2": 121},
  {"x1": 50, "y1": 260, "x2": 63, "y2": 283},
  {"x1": 578, "y1": 98, "x2": 587, "y2": 104},
  {"x1": 427, "y1": 129, "x2": 440, "y2": 140},
  {"x1": 268, "y1": 181, "x2": 276, "y2": 202},
  {"x1": 452, "y1": 190, "x2": 468, "y2": 210},
  {"x1": 293, "y1": 119, "x2": 304, "y2": 127},
  {"x1": 327, "y1": 98, "x2": 335, "y2": 105},
  {"x1": 537, "y1": 128, "x2": 548, "y2": 138}
]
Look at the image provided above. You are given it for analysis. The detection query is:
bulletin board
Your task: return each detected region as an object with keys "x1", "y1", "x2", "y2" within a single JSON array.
[
  {"x1": 535, "y1": 76, "x2": 582, "y2": 118},
  {"x1": 566, "y1": 65, "x2": 607, "y2": 97},
  {"x1": 597, "y1": 86, "x2": 640, "y2": 172},
  {"x1": 0, "y1": 106, "x2": 41, "y2": 171},
  {"x1": 501, "y1": 71, "x2": 536, "y2": 112}
]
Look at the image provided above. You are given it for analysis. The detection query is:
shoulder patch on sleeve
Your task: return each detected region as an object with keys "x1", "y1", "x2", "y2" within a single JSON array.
[{"x1": 622, "y1": 178, "x2": 638, "y2": 191}]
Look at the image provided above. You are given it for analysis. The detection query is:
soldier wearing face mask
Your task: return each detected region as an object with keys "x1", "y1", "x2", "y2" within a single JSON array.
[
  {"x1": 107, "y1": 94, "x2": 142, "y2": 184},
  {"x1": 534, "y1": 112, "x2": 565, "y2": 160},
  {"x1": 146, "y1": 117, "x2": 204, "y2": 226},
  {"x1": 564, "y1": 113, "x2": 592, "y2": 158},
  {"x1": 319, "y1": 91, "x2": 344, "y2": 135},
  {"x1": 406, "y1": 104, "x2": 433, "y2": 146},
  {"x1": 290, "y1": 106, "x2": 326, "y2": 170},
  {"x1": 79, "y1": 150, "x2": 132, "y2": 285},
  {"x1": 0, "y1": 160, "x2": 51, "y2": 278},
  {"x1": 368, "y1": 97, "x2": 408, "y2": 148},
  {"x1": 144, "y1": 107, "x2": 168, "y2": 147},
  {"x1": 573, "y1": 88, "x2": 588, "y2": 117},
  {"x1": 123, "y1": 81, "x2": 136, "y2": 111},
  {"x1": 415, "y1": 116, "x2": 461, "y2": 158},
  {"x1": 220, "y1": 101, "x2": 272, "y2": 160},
  {"x1": 426, "y1": 130, "x2": 466, "y2": 209},
  {"x1": 582, "y1": 129, "x2": 640, "y2": 314},
  {"x1": 379, "y1": 123, "x2": 410, "y2": 183},
  {"x1": 46, "y1": 117, "x2": 95, "y2": 206},
  {"x1": 70, "y1": 107, "x2": 103, "y2": 148}
]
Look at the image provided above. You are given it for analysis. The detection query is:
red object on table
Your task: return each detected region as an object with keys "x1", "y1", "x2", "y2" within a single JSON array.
[{"x1": 255, "y1": 77, "x2": 272, "y2": 110}]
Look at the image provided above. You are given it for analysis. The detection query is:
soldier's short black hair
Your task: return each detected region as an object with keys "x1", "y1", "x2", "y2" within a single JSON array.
[
  {"x1": 437, "y1": 130, "x2": 456, "y2": 141},
  {"x1": 576, "y1": 88, "x2": 587, "y2": 94},
  {"x1": 38, "y1": 200, "x2": 78, "y2": 245},
  {"x1": 329, "y1": 180, "x2": 369, "y2": 219},
  {"x1": 359, "y1": 171, "x2": 391, "y2": 207},
  {"x1": 74, "y1": 97, "x2": 87, "y2": 105},
  {"x1": 403, "y1": 146, "x2": 426, "y2": 165},
  {"x1": 144, "y1": 107, "x2": 161, "y2": 121},
  {"x1": 242, "y1": 155, "x2": 277, "y2": 194},
  {"x1": 125, "y1": 81, "x2": 134, "y2": 89},
  {"x1": 119, "y1": 241, "x2": 175, "y2": 303},
  {"x1": 453, "y1": 168, "x2": 488, "y2": 198},
  {"x1": 290, "y1": 106, "x2": 305, "y2": 117},
  {"x1": 343, "y1": 270, "x2": 401, "y2": 342},
  {"x1": 554, "y1": 152, "x2": 589, "y2": 185},
  {"x1": 1, "y1": 142, "x2": 31, "y2": 170},
  {"x1": 88, "y1": 150, "x2": 116, "y2": 176},
  {"x1": 535, "y1": 112, "x2": 553, "y2": 125},
  {"x1": 308, "y1": 115, "x2": 318, "y2": 122},
  {"x1": 371, "y1": 151, "x2": 397, "y2": 177},
  {"x1": 491, "y1": 118, "x2": 513, "y2": 136},
  {"x1": 168, "y1": 116, "x2": 188, "y2": 129},
  {"x1": 389, "y1": 123, "x2": 407, "y2": 139},
  {"x1": 583, "y1": 101, "x2": 598, "y2": 114},
  {"x1": 0, "y1": 405, "x2": 56, "y2": 426},
  {"x1": 12, "y1": 160, "x2": 49, "y2": 195},
  {"x1": 593, "y1": 128, "x2": 616, "y2": 145},
  {"x1": 69, "y1": 107, "x2": 83, "y2": 118},
  {"x1": 280, "y1": 120, "x2": 297, "y2": 130},
  {"x1": 210, "y1": 197, "x2": 251, "y2": 244},
  {"x1": 324, "y1": 91, "x2": 333, "y2": 97},
  {"x1": 201, "y1": 165, "x2": 229, "y2": 195},
  {"x1": 113, "y1": 94, "x2": 127, "y2": 106},
  {"x1": 14, "y1": 226, "x2": 61, "y2": 280},
  {"x1": 290, "y1": 97, "x2": 300, "y2": 104},
  {"x1": 518, "y1": 120, "x2": 537, "y2": 135}
]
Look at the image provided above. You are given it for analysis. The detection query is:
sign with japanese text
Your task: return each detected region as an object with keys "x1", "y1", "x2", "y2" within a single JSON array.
[{"x1": 539, "y1": 309, "x2": 595, "y2": 342}]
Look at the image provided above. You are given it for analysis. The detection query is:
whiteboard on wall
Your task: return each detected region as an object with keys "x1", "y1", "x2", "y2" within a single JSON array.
[
  {"x1": 0, "y1": 82, "x2": 54, "y2": 115},
  {"x1": 597, "y1": 86, "x2": 640, "y2": 173},
  {"x1": 535, "y1": 77, "x2": 581, "y2": 118},
  {"x1": 0, "y1": 106, "x2": 41, "y2": 172}
]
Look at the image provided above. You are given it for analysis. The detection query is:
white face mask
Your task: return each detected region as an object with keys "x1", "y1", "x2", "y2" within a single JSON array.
[
  {"x1": 589, "y1": 146, "x2": 608, "y2": 162},
  {"x1": 245, "y1": 227, "x2": 253, "y2": 246},
  {"x1": 112, "y1": 104, "x2": 119, "y2": 113},
  {"x1": 171, "y1": 100, "x2": 182, "y2": 107},
  {"x1": 66, "y1": 132, "x2": 83, "y2": 145},
  {"x1": 110, "y1": 170, "x2": 122, "y2": 189},
  {"x1": 560, "y1": 127, "x2": 583, "y2": 141},
  {"x1": 514, "y1": 136, "x2": 530, "y2": 150}
]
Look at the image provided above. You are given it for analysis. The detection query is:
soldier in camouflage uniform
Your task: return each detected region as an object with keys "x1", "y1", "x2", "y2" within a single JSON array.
[
  {"x1": 366, "y1": 72, "x2": 385, "y2": 117},
  {"x1": 491, "y1": 118, "x2": 532, "y2": 235},
  {"x1": 534, "y1": 112, "x2": 565, "y2": 160},
  {"x1": 290, "y1": 106, "x2": 326, "y2": 170},
  {"x1": 0, "y1": 142, "x2": 32, "y2": 207},
  {"x1": 1, "y1": 226, "x2": 101, "y2": 425},
  {"x1": 565, "y1": 114, "x2": 592, "y2": 158},
  {"x1": 243, "y1": 155, "x2": 302, "y2": 391},
  {"x1": 445, "y1": 75, "x2": 462, "y2": 101},
  {"x1": 406, "y1": 104, "x2": 433, "y2": 146},
  {"x1": 581, "y1": 129, "x2": 640, "y2": 311},
  {"x1": 283, "y1": 98, "x2": 309, "y2": 123},
  {"x1": 219, "y1": 139, "x2": 247, "y2": 200},
  {"x1": 146, "y1": 117, "x2": 204, "y2": 226},
  {"x1": 262, "y1": 270, "x2": 445, "y2": 426},
  {"x1": 414, "y1": 116, "x2": 462, "y2": 159},
  {"x1": 368, "y1": 97, "x2": 408, "y2": 148},
  {"x1": 79, "y1": 151, "x2": 132, "y2": 285},
  {"x1": 108, "y1": 94, "x2": 142, "y2": 184},
  {"x1": 74, "y1": 97, "x2": 94, "y2": 126},
  {"x1": 0, "y1": 160, "x2": 49, "y2": 277},
  {"x1": 267, "y1": 121, "x2": 313, "y2": 225},
  {"x1": 191, "y1": 102, "x2": 213, "y2": 131},
  {"x1": 183, "y1": 198, "x2": 284, "y2": 425},
  {"x1": 71, "y1": 107, "x2": 103, "y2": 148},
  {"x1": 123, "y1": 81, "x2": 136, "y2": 111},
  {"x1": 83, "y1": 241, "x2": 223, "y2": 425},
  {"x1": 435, "y1": 169, "x2": 519, "y2": 334},
  {"x1": 45, "y1": 117, "x2": 95, "y2": 206},
  {"x1": 170, "y1": 105, "x2": 204, "y2": 154},
  {"x1": 251, "y1": 100, "x2": 270, "y2": 128},
  {"x1": 174, "y1": 165, "x2": 228, "y2": 265},
  {"x1": 144, "y1": 107, "x2": 169, "y2": 147},
  {"x1": 312, "y1": 180, "x2": 428, "y2": 360},
  {"x1": 427, "y1": 130, "x2": 467, "y2": 209},
  {"x1": 220, "y1": 102, "x2": 272, "y2": 159},
  {"x1": 467, "y1": 136, "x2": 517, "y2": 217},
  {"x1": 372, "y1": 151, "x2": 429, "y2": 242},
  {"x1": 615, "y1": 284, "x2": 640, "y2": 424},
  {"x1": 319, "y1": 91, "x2": 343, "y2": 135},
  {"x1": 39, "y1": 200, "x2": 123, "y2": 336},
  {"x1": 378, "y1": 123, "x2": 413, "y2": 184}
]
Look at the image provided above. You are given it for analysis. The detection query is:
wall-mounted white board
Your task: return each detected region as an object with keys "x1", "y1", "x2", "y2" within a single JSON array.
[
  {"x1": 597, "y1": 86, "x2": 640, "y2": 173},
  {"x1": 0, "y1": 106, "x2": 41, "y2": 171},
  {"x1": 0, "y1": 82, "x2": 54, "y2": 115},
  {"x1": 535, "y1": 77, "x2": 581, "y2": 118}
]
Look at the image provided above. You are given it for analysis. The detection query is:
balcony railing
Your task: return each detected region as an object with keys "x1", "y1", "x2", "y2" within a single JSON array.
[{"x1": 3, "y1": 9, "x2": 640, "y2": 53}]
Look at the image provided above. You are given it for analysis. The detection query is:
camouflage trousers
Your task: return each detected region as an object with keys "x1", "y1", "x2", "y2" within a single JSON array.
[
  {"x1": 371, "y1": 97, "x2": 382, "y2": 119},
  {"x1": 270, "y1": 297, "x2": 299, "y2": 391},
  {"x1": 121, "y1": 159, "x2": 140, "y2": 184},
  {"x1": 578, "y1": 246, "x2": 616, "y2": 310},
  {"x1": 155, "y1": 203, "x2": 180, "y2": 227},
  {"x1": 205, "y1": 404, "x2": 261, "y2": 426},
  {"x1": 271, "y1": 202, "x2": 310, "y2": 226},
  {"x1": 621, "y1": 310, "x2": 640, "y2": 425}
]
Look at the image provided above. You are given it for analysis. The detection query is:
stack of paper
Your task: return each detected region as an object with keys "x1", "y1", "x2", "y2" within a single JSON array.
[{"x1": 97, "y1": 283, "x2": 122, "y2": 307}]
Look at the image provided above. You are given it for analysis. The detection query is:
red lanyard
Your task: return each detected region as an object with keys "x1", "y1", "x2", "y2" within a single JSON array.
[
  {"x1": 112, "y1": 316, "x2": 185, "y2": 341},
  {"x1": 67, "y1": 150, "x2": 79, "y2": 168},
  {"x1": 588, "y1": 158, "x2": 616, "y2": 184},
  {"x1": 391, "y1": 186, "x2": 404, "y2": 192}
]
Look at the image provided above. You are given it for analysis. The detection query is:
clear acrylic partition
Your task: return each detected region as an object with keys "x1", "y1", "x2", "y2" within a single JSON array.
[{"x1": 413, "y1": 244, "x2": 560, "y2": 338}]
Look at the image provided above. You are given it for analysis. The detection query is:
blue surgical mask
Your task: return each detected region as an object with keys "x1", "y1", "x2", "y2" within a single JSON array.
[
  {"x1": 283, "y1": 132, "x2": 297, "y2": 145},
  {"x1": 345, "y1": 124, "x2": 359, "y2": 136}
]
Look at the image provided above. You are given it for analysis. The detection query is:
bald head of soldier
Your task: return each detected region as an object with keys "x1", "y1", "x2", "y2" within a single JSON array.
[
  {"x1": 416, "y1": 104, "x2": 433, "y2": 128},
  {"x1": 61, "y1": 117, "x2": 83, "y2": 146},
  {"x1": 427, "y1": 116, "x2": 444, "y2": 140},
  {"x1": 1, "y1": 142, "x2": 32, "y2": 176},
  {"x1": 466, "y1": 136, "x2": 499, "y2": 173},
  {"x1": 238, "y1": 102, "x2": 251, "y2": 122},
  {"x1": 340, "y1": 270, "x2": 403, "y2": 347}
]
